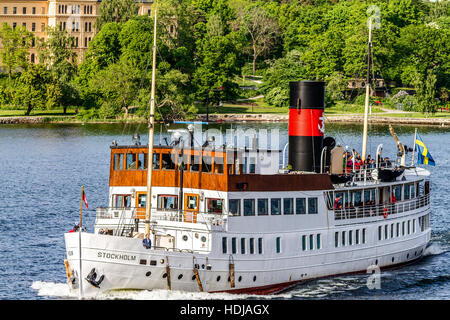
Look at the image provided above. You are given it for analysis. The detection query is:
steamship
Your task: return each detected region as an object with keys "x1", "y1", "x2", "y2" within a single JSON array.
[{"x1": 63, "y1": 13, "x2": 431, "y2": 297}]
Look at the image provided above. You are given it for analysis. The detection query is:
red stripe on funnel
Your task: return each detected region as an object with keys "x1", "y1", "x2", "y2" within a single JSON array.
[{"x1": 289, "y1": 109, "x2": 324, "y2": 137}]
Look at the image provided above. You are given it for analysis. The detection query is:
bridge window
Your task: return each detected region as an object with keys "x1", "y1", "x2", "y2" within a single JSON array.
[
  {"x1": 257, "y1": 199, "x2": 268, "y2": 215},
  {"x1": 114, "y1": 194, "x2": 131, "y2": 208},
  {"x1": 353, "y1": 191, "x2": 362, "y2": 206},
  {"x1": 190, "y1": 155, "x2": 200, "y2": 172},
  {"x1": 271, "y1": 198, "x2": 281, "y2": 215},
  {"x1": 283, "y1": 198, "x2": 294, "y2": 215},
  {"x1": 404, "y1": 184, "x2": 410, "y2": 200},
  {"x1": 202, "y1": 156, "x2": 212, "y2": 173},
  {"x1": 214, "y1": 156, "x2": 224, "y2": 174},
  {"x1": 157, "y1": 195, "x2": 178, "y2": 210},
  {"x1": 296, "y1": 198, "x2": 306, "y2": 214},
  {"x1": 161, "y1": 153, "x2": 175, "y2": 170},
  {"x1": 228, "y1": 199, "x2": 240, "y2": 216},
  {"x1": 114, "y1": 153, "x2": 124, "y2": 170},
  {"x1": 308, "y1": 198, "x2": 318, "y2": 214},
  {"x1": 152, "y1": 153, "x2": 160, "y2": 169},
  {"x1": 207, "y1": 198, "x2": 223, "y2": 214},
  {"x1": 243, "y1": 199, "x2": 255, "y2": 216},
  {"x1": 126, "y1": 153, "x2": 137, "y2": 169}
]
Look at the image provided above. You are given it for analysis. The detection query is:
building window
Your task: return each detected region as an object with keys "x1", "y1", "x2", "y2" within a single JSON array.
[
  {"x1": 243, "y1": 199, "x2": 255, "y2": 216},
  {"x1": 283, "y1": 198, "x2": 294, "y2": 215},
  {"x1": 257, "y1": 198, "x2": 268, "y2": 216},
  {"x1": 3, "y1": 7, "x2": 7, "y2": 14},
  {"x1": 32, "y1": 23, "x2": 36, "y2": 32},
  {"x1": 271, "y1": 198, "x2": 281, "y2": 215},
  {"x1": 13, "y1": 7, "x2": 17, "y2": 14},
  {"x1": 276, "y1": 237, "x2": 281, "y2": 253},
  {"x1": 157, "y1": 195, "x2": 178, "y2": 210},
  {"x1": 308, "y1": 198, "x2": 318, "y2": 214},
  {"x1": 30, "y1": 53, "x2": 35, "y2": 63},
  {"x1": 148, "y1": 9, "x2": 151, "y2": 16},
  {"x1": 41, "y1": 23, "x2": 45, "y2": 32},
  {"x1": 241, "y1": 238, "x2": 246, "y2": 254},
  {"x1": 222, "y1": 237, "x2": 227, "y2": 254},
  {"x1": 258, "y1": 238, "x2": 263, "y2": 254},
  {"x1": 228, "y1": 199, "x2": 240, "y2": 216},
  {"x1": 296, "y1": 198, "x2": 306, "y2": 214},
  {"x1": 32, "y1": 7, "x2": 36, "y2": 15},
  {"x1": 206, "y1": 198, "x2": 223, "y2": 214},
  {"x1": 22, "y1": 7, "x2": 26, "y2": 15}
]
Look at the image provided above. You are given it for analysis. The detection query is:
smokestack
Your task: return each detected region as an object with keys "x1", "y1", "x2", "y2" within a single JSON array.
[{"x1": 288, "y1": 81, "x2": 325, "y2": 172}]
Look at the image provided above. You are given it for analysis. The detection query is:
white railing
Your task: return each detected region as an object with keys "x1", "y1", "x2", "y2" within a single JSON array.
[{"x1": 334, "y1": 193, "x2": 430, "y2": 220}]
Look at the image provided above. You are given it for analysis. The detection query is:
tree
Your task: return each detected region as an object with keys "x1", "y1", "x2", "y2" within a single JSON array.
[
  {"x1": 14, "y1": 63, "x2": 51, "y2": 115},
  {"x1": 0, "y1": 23, "x2": 34, "y2": 79},
  {"x1": 326, "y1": 72, "x2": 348, "y2": 101},
  {"x1": 95, "y1": 0, "x2": 139, "y2": 30},
  {"x1": 233, "y1": 5, "x2": 280, "y2": 74}
]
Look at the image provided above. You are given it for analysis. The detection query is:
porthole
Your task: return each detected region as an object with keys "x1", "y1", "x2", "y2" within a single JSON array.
[
  {"x1": 392, "y1": 257, "x2": 395, "y2": 263},
  {"x1": 178, "y1": 274, "x2": 183, "y2": 280},
  {"x1": 145, "y1": 271, "x2": 151, "y2": 277},
  {"x1": 414, "y1": 251, "x2": 417, "y2": 256},
  {"x1": 162, "y1": 273, "x2": 167, "y2": 278},
  {"x1": 201, "y1": 264, "x2": 205, "y2": 269},
  {"x1": 227, "y1": 276, "x2": 230, "y2": 282},
  {"x1": 253, "y1": 276, "x2": 257, "y2": 282},
  {"x1": 192, "y1": 275, "x2": 196, "y2": 281},
  {"x1": 182, "y1": 235, "x2": 188, "y2": 241},
  {"x1": 201, "y1": 236, "x2": 207, "y2": 243},
  {"x1": 160, "y1": 259, "x2": 165, "y2": 264},
  {"x1": 238, "y1": 276, "x2": 242, "y2": 282},
  {"x1": 375, "y1": 259, "x2": 378, "y2": 265},
  {"x1": 216, "y1": 276, "x2": 221, "y2": 282},
  {"x1": 407, "y1": 253, "x2": 410, "y2": 259}
]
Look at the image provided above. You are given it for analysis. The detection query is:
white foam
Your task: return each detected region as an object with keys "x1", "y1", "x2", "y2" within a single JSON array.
[
  {"x1": 424, "y1": 243, "x2": 446, "y2": 256},
  {"x1": 31, "y1": 281, "x2": 76, "y2": 299}
]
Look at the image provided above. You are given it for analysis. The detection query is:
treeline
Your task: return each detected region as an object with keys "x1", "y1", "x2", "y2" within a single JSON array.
[{"x1": 0, "y1": 0, "x2": 449, "y2": 119}]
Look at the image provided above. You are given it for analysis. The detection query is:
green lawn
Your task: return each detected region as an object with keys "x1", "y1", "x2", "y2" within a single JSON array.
[{"x1": 0, "y1": 109, "x2": 76, "y2": 117}]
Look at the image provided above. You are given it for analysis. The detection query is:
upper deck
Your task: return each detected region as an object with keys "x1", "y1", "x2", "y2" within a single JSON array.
[{"x1": 108, "y1": 145, "x2": 335, "y2": 192}]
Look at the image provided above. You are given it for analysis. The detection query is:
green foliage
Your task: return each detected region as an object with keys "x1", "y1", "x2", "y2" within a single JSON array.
[{"x1": 96, "y1": 0, "x2": 139, "y2": 30}]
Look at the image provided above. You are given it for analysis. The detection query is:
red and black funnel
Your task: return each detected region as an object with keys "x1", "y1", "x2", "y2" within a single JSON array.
[{"x1": 288, "y1": 81, "x2": 325, "y2": 172}]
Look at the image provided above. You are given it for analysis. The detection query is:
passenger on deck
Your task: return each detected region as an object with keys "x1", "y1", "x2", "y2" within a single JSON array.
[
  {"x1": 390, "y1": 193, "x2": 397, "y2": 203},
  {"x1": 69, "y1": 223, "x2": 79, "y2": 233},
  {"x1": 383, "y1": 157, "x2": 392, "y2": 167},
  {"x1": 334, "y1": 196, "x2": 343, "y2": 209},
  {"x1": 143, "y1": 234, "x2": 152, "y2": 249}
]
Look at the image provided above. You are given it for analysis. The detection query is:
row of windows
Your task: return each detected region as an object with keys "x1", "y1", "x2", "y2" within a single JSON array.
[
  {"x1": 3, "y1": 7, "x2": 46, "y2": 15},
  {"x1": 229, "y1": 197, "x2": 318, "y2": 216},
  {"x1": 301, "y1": 234, "x2": 322, "y2": 251},
  {"x1": 222, "y1": 237, "x2": 263, "y2": 255},
  {"x1": 378, "y1": 219, "x2": 417, "y2": 241},
  {"x1": 335, "y1": 228, "x2": 367, "y2": 247},
  {"x1": 10, "y1": 22, "x2": 45, "y2": 33},
  {"x1": 58, "y1": 5, "x2": 94, "y2": 15},
  {"x1": 418, "y1": 214, "x2": 430, "y2": 232}
]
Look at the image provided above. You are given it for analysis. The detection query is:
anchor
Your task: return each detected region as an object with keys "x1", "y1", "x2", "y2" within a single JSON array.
[{"x1": 85, "y1": 268, "x2": 105, "y2": 288}]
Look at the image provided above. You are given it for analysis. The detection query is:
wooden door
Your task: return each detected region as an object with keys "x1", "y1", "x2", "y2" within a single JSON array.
[
  {"x1": 136, "y1": 192, "x2": 147, "y2": 220},
  {"x1": 184, "y1": 193, "x2": 199, "y2": 223}
]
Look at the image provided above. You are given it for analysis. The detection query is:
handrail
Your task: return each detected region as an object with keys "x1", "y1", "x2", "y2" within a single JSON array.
[{"x1": 334, "y1": 193, "x2": 430, "y2": 220}]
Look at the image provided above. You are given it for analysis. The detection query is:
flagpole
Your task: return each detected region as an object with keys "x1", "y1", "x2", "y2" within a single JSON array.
[
  {"x1": 411, "y1": 128, "x2": 417, "y2": 166},
  {"x1": 78, "y1": 186, "x2": 84, "y2": 300}
]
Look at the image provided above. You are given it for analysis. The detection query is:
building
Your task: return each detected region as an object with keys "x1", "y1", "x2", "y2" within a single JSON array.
[
  {"x1": 0, "y1": 0, "x2": 154, "y2": 64},
  {"x1": 346, "y1": 77, "x2": 388, "y2": 98}
]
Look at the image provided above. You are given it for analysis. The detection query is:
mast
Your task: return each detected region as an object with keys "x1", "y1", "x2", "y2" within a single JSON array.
[
  {"x1": 361, "y1": 19, "x2": 372, "y2": 161},
  {"x1": 145, "y1": 6, "x2": 158, "y2": 237}
]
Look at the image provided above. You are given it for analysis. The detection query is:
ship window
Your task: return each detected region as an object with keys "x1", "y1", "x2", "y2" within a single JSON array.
[
  {"x1": 342, "y1": 231, "x2": 346, "y2": 246},
  {"x1": 394, "y1": 185, "x2": 401, "y2": 201},
  {"x1": 308, "y1": 198, "x2": 318, "y2": 214},
  {"x1": 316, "y1": 234, "x2": 321, "y2": 249},
  {"x1": 302, "y1": 235, "x2": 307, "y2": 251},
  {"x1": 349, "y1": 230, "x2": 353, "y2": 245},
  {"x1": 385, "y1": 225, "x2": 388, "y2": 239},
  {"x1": 283, "y1": 198, "x2": 294, "y2": 215},
  {"x1": 407, "y1": 220, "x2": 411, "y2": 234},
  {"x1": 276, "y1": 237, "x2": 281, "y2": 253},
  {"x1": 202, "y1": 156, "x2": 212, "y2": 173},
  {"x1": 222, "y1": 237, "x2": 227, "y2": 254},
  {"x1": 271, "y1": 199, "x2": 281, "y2": 215},
  {"x1": 228, "y1": 199, "x2": 241, "y2": 216},
  {"x1": 126, "y1": 153, "x2": 137, "y2": 169},
  {"x1": 214, "y1": 156, "x2": 224, "y2": 174},
  {"x1": 153, "y1": 153, "x2": 160, "y2": 170},
  {"x1": 249, "y1": 157, "x2": 256, "y2": 174},
  {"x1": 404, "y1": 184, "x2": 410, "y2": 200},
  {"x1": 363, "y1": 190, "x2": 370, "y2": 204},
  {"x1": 402, "y1": 221, "x2": 405, "y2": 235},
  {"x1": 413, "y1": 219, "x2": 416, "y2": 233},
  {"x1": 309, "y1": 234, "x2": 314, "y2": 250},
  {"x1": 161, "y1": 153, "x2": 175, "y2": 170},
  {"x1": 177, "y1": 153, "x2": 188, "y2": 171},
  {"x1": 257, "y1": 199, "x2": 268, "y2": 216},
  {"x1": 411, "y1": 184, "x2": 415, "y2": 198},
  {"x1": 258, "y1": 238, "x2": 263, "y2": 254},
  {"x1": 378, "y1": 226, "x2": 382, "y2": 240},
  {"x1": 296, "y1": 198, "x2": 306, "y2": 214},
  {"x1": 335, "y1": 232, "x2": 339, "y2": 247},
  {"x1": 391, "y1": 224, "x2": 394, "y2": 238},
  {"x1": 249, "y1": 238, "x2": 254, "y2": 254},
  {"x1": 206, "y1": 198, "x2": 223, "y2": 214},
  {"x1": 243, "y1": 199, "x2": 255, "y2": 216},
  {"x1": 190, "y1": 155, "x2": 200, "y2": 172},
  {"x1": 362, "y1": 228, "x2": 366, "y2": 243},
  {"x1": 231, "y1": 237, "x2": 237, "y2": 254},
  {"x1": 114, "y1": 194, "x2": 131, "y2": 208},
  {"x1": 241, "y1": 238, "x2": 246, "y2": 254},
  {"x1": 157, "y1": 195, "x2": 178, "y2": 210},
  {"x1": 353, "y1": 191, "x2": 362, "y2": 206},
  {"x1": 355, "y1": 230, "x2": 360, "y2": 244},
  {"x1": 396, "y1": 223, "x2": 400, "y2": 237},
  {"x1": 137, "y1": 153, "x2": 147, "y2": 170},
  {"x1": 137, "y1": 193, "x2": 146, "y2": 208},
  {"x1": 114, "y1": 153, "x2": 124, "y2": 170}
]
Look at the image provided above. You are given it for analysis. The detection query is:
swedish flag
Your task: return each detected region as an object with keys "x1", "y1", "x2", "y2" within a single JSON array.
[{"x1": 415, "y1": 133, "x2": 435, "y2": 166}]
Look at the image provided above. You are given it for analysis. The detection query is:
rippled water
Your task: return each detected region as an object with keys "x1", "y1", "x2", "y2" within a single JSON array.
[{"x1": 0, "y1": 122, "x2": 448, "y2": 300}]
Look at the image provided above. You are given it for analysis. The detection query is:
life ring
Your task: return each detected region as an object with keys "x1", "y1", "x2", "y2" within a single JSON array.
[{"x1": 383, "y1": 207, "x2": 389, "y2": 219}]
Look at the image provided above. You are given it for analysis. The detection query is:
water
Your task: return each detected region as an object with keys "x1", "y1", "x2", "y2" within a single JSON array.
[{"x1": 0, "y1": 122, "x2": 448, "y2": 300}]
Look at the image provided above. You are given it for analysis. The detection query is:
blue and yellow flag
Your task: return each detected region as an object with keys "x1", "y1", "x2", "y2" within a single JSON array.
[{"x1": 415, "y1": 133, "x2": 435, "y2": 166}]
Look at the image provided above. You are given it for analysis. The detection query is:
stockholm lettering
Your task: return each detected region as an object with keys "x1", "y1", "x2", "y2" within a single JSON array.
[{"x1": 97, "y1": 251, "x2": 136, "y2": 261}]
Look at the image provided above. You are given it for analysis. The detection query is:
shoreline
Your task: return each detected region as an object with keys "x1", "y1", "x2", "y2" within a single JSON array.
[{"x1": 1, "y1": 113, "x2": 449, "y2": 126}]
